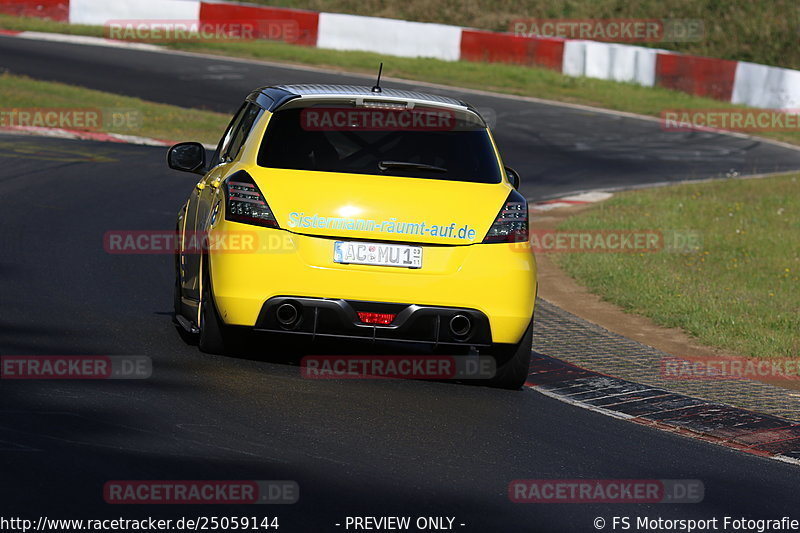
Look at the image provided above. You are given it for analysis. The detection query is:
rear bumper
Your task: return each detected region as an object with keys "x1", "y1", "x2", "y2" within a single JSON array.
[
  {"x1": 209, "y1": 225, "x2": 536, "y2": 344},
  {"x1": 255, "y1": 297, "x2": 493, "y2": 346}
]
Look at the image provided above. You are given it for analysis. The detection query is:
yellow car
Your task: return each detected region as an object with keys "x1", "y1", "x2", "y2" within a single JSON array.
[{"x1": 169, "y1": 84, "x2": 537, "y2": 388}]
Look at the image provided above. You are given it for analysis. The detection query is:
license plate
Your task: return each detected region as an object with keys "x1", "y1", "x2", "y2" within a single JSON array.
[{"x1": 333, "y1": 241, "x2": 422, "y2": 268}]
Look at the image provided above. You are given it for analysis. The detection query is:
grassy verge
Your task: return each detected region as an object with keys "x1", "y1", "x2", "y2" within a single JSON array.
[
  {"x1": 0, "y1": 72, "x2": 229, "y2": 145},
  {"x1": 554, "y1": 174, "x2": 800, "y2": 360},
  {"x1": 2, "y1": 14, "x2": 800, "y2": 146},
  {"x1": 0, "y1": 14, "x2": 104, "y2": 36}
]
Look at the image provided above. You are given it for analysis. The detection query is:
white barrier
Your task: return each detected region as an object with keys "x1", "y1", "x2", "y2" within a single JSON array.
[
  {"x1": 633, "y1": 47, "x2": 659, "y2": 87},
  {"x1": 732, "y1": 61, "x2": 800, "y2": 110},
  {"x1": 562, "y1": 40, "x2": 657, "y2": 87},
  {"x1": 608, "y1": 44, "x2": 637, "y2": 82},
  {"x1": 583, "y1": 42, "x2": 611, "y2": 80},
  {"x1": 317, "y1": 13, "x2": 462, "y2": 61},
  {"x1": 562, "y1": 40, "x2": 586, "y2": 77},
  {"x1": 69, "y1": 0, "x2": 201, "y2": 26}
]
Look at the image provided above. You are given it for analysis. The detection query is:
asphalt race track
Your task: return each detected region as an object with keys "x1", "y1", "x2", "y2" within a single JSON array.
[
  {"x1": 2, "y1": 35, "x2": 800, "y2": 199},
  {"x1": 1, "y1": 36, "x2": 800, "y2": 532}
]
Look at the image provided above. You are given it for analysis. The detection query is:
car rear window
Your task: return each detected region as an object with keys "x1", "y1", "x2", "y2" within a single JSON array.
[{"x1": 257, "y1": 105, "x2": 502, "y2": 183}]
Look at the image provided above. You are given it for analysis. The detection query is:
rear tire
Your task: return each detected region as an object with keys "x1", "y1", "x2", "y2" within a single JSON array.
[
  {"x1": 198, "y1": 261, "x2": 233, "y2": 355},
  {"x1": 484, "y1": 318, "x2": 533, "y2": 390},
  {"x1": 173, "y1": 265, "x2": 182, "y2": 317},
  {"x1": 173, "y1": 255, "x2": 198, "y2": 345}
]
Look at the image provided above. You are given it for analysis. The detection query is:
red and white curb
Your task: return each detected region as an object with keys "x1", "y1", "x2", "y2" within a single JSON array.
[
  {"x1": 0, "y1": 125, "x2": 187, "y2": 147},
  {"x1": 526, "y1": 355, "x2": 800, "y2": 467},
  {"x1": 530, "y1": 191, "x2": 614, "y2": 212},
  {"x1": 0, "y1": 29, "x2": 165, "y2": 50}
]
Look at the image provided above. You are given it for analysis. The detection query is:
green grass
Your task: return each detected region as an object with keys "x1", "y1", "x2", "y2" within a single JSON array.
[
  {"x1": 0, "y1": 14, "x2": 104, "y2": 36},
  {"x1": 255, "y1": 0, "x2": 800, "y2": 70},
  {"x1": 554, "y1": 174, "x2": 800, "y2": 359},
  {"x1": 0, "y1": 72, "x2": 229, "y2": 145},
  {"x1": 2, "y1": 14, "x2": 799, "y2": 147}
]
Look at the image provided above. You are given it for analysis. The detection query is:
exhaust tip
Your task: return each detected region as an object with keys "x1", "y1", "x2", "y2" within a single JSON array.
[
  {"x1": 276, "y1": 302, "x2": 300, "y2": 328},
  {"x1": 449, "y1": 314, "x2": 472, "y2": 338}
]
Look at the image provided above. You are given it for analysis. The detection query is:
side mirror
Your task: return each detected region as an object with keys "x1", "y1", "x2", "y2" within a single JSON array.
[
  {"x1": 167, "y1": 142, "x2": 206, "y2": 174},
  {"x1": 505, "y1": 166, "x2": 520, "y2": 189}
]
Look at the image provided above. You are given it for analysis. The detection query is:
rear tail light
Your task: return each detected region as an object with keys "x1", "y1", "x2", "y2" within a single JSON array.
[
  {"x1": 358, "y1": 312, "x2": 396, "y2": 325},
  {"x1": 224, "y1": 171, "x2": 279, "y2": 228},
  {"x1": 481, "y1": 190, "x2": 529, "y2": 243}
]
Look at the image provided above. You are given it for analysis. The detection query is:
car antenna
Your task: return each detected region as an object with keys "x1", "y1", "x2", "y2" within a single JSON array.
[{"x1": 371, "y1": 62, "x2": 383, "y2": 93}]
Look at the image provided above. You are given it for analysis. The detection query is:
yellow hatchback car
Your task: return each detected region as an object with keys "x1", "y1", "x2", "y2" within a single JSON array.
[{"x1": 169, "y1": 84, "x2": 537, "y2": 388}]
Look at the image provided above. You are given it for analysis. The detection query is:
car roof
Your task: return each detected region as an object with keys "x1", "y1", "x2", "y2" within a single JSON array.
[{"x1": 248, "y1": 84, "x2": 472, "y2": 113}]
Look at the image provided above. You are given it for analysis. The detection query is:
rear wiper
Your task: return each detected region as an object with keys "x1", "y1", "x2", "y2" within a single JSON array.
[{"x1": 378, "y1": 160, "x2": 448, "y2": 173}]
